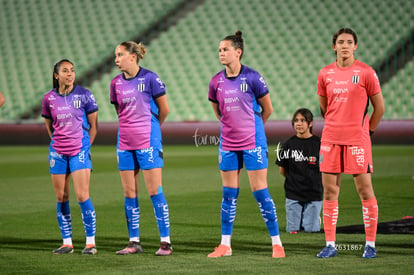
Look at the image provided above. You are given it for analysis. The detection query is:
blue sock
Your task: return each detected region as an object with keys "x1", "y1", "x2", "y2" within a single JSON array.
[
  {"x1": 150, "y1": 192, "x2": 170, "y2": 238},
  {"x1": 253, "y1": 188, "x2": 280, "y2": 236},
  {"x1": 124, "y1": 197, "x2": 140, "y2": 239},
  {"x1": 221, "y1": 187, "x2": 240, "y2": 235},
  {"x1": 56, "y1": 201, "x2": 72, "y2": 239},
  {"x1": 78, "y1": 198, "x2": 96, "y2": 237}
]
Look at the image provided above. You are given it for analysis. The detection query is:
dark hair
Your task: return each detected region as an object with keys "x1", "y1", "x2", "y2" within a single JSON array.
[
  {"x1": 53, "y1": 59, "x2": 74, "y2": 90},
  {"x1": 119, "y1": 41, "x2": 147, "y2": 64},
  {"x1": 292, "y1": 108, "x2": 314, "y2": 133},
  {"x1": 332, "y1": 28, "x2": 358, "y2": 45},
  {"x1": 223, "y1": 30, "x2": 244, "y2": 60}
]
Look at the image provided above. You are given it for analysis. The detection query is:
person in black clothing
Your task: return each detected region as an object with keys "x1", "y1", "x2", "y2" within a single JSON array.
[{"x1": 276, "y1": 108, "x2": 323, "y2": 233}]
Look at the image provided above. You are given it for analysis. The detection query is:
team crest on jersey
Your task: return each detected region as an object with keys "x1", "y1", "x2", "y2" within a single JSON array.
[
  {"x1": 137, "y1": 81, "x2": 145, "y2": 92},
  {"x1": 352, "y1": 75, "x2": 360, "y2": 84},
  {"x1": 73, "y1": 95, "x2": 81, "y2": 109},
  {"x1": 240, "y1": 78, "x2": 248, "y2": 93}
]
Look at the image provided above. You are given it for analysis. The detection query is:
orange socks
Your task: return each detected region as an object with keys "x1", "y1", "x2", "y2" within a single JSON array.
[
  {"x1": 322, "y1": 200, "x2": 338, "y2": 242},
  {"x1": 362, "y1": 197, "x2": 378, "y2": 243},
  {"x1": 323, "y1": 198, "x2": 378, "y2": 246}
]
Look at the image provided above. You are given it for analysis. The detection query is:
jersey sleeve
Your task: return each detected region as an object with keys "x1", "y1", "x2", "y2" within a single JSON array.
[
  {"x1": 84, "y1": 90, "x2": 99, "y2": 114},
  {"x1": 41, "y1": 94, "x2": 51, "y2": 119},
  {"x1": 365, "y1": 67, "x2": 381, "y2": 97},
  {"x1": 316, "y1": 69, "x2": 327, "y2": 97},
  {"x1": 208, "y1": 77, "x2": 218, "y2": 103},
  {"x1": 252, "y1": 72, "x2": 269, "y2": 99},
  {"x1": 150, "y1": 73, "x2": 166, "y2": 98},
  {"x1": 110, "y1": 78, "x2": 118, "y2": 105}
]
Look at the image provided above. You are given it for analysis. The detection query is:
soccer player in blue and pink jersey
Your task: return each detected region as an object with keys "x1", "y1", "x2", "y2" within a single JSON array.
[
  {"x1": 207, "y1": 31, "x2": 285, "y2": 258},
  {"x1": 41, "y1": 59, "x2": 99, "y2": 255},
  {"x1": 110, "y1": 41, "x2": 172, "y2": 256},
  {"x1": 316, "y1": 28, "x2": 385, "y2": 259}
]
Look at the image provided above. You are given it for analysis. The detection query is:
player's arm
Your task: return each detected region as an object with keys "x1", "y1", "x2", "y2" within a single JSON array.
[
  {"x1": 279, "y1": 167, "x2": 286, "y2": 177},
  {"x1": 258, "y1": 93, "x2": 273, "y2": 123},
  {"x1": 87, "y1": 111, "x2": 98, "y2": 144},
  {"x1": 318, "y1": 95, "x2": 327, "y2": 118},
  {"x1": 0, "y1": 91, "x2": 5, "y2": 107},
  {"x1": 44, "y1": 118, "x2": 53, "y2": 139},
  {"x1": 210, "y1": 102, "x2": 221, "y2": 120},
  {"x1": 369, "y1": 92, "x2": 385, "y2": 133},
  {"x1": 155, "y1": 94, "x2": 169, "y2": 125}
]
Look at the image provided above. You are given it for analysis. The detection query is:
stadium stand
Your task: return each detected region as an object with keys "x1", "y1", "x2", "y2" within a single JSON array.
[
  {"x1": 0, "y1": 0, "x2": 413, "y2": 122},
  {"x1": 0, "y1": 0, "x2": 184, "y2": 121}
]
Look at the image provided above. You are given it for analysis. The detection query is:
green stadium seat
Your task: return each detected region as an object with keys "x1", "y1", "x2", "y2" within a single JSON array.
[{"x1": 0, "y1": 0, "x2": 413, "y2": 122}]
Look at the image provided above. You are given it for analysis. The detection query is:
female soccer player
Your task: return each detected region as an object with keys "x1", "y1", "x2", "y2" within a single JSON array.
[
  {"x1": 276, "y1": 108, "x2": 323, "y2": 234},
  {"x1": 41, "y1": 59, "x2": 99, "y2": 255},
  {"x1": 316, "y1": 28, "x2": 385, "y2": 258},
  {"x1": 111, "y1": 41, "x2": 172, "y2": 256},
  {"x1": 207, "y1": 31, "x2": 285, "y2": 258}
]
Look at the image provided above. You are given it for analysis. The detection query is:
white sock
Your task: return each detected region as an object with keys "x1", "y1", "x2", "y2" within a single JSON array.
[
  {"x1": 326, "y1": 241, "x2": 335, "y2": 248},
  {"x1": 365, "y1": 241, "x2": 375, "y2": 248},
  {"x1": 63, "y1": 238, "x2": 72, "y2": 246},
  {"x1": 221, "y1": 235, "x2": 231, "y2": 247},
  {"x1": 130, "y1": 237, "x2": 140, "y2": 243},
  {"x1": 271, "y1": 235, "x2": 282, "y2": 246},
  {"x1": 161, "y1": 236, "x2": 171, "y2": 244},
  {"x1": 86, "y1": 236, "x2": 95, "y2": 246}
]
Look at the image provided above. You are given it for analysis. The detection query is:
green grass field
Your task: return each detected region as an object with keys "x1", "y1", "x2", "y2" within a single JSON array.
[{"x1": 0, "y1": 145, "x2": 413, "y2": 274}]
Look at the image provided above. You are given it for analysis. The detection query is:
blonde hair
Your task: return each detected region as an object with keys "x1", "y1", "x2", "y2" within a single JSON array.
[{"x1": 119, "y1": 41, "x2": 147, "y2": 63}]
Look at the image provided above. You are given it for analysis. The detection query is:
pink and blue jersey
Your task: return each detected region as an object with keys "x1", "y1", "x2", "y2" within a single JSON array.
[
  {"x1": 110, "y1": 67, "x2": 166, "y2": 150},
  {"x1": 208, "y1": 65, "x2": 268, "y2": 151},
  {"x1": 41, "y1": 85, "x2": 98, "y2": 156}
]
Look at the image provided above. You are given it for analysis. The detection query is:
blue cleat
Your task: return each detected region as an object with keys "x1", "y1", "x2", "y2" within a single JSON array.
[
  {"x1": 362, "y1": 245, "x2": 377, "y2": 258},
  {"x1": 316, "y1": 245, "x2": 338, "y2": 258}
]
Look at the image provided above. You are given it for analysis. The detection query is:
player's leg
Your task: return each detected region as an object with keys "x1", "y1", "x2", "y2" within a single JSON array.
[
  {"x1": 302, "y1": 200, "x2": 322, "y2": 232},
  {"x1": 345, "y1": 144, "x2": 378, "y2": 258},
  {"x1": 51, "y1": 173, "x2": 73, "y2": 254},
  {"x1": 142, "y1": 168, "x2": 172, "y2": 255},
  {"x1": 70, "y1": 149, "x2": 97, "y2": 255},
  {"x1": 354, "y1": 173, "x2": 378, "y2": 258},
  {"x1": 71, "y1": 168, "x2": 97, "y2": 255},
  {"x1": 208, "y1": 149, "x2": 241, "y2": 257},
  {"x1": 116, "y1": 149, "x2": 142, "y2": 255},
  {"x1": 248, "y1": 169, "x2": 285, "y2": 258},
  {"x1": 285, "y1": 198, "x2": 303, "y2": 233},
  {"x1": 317, "y1": 143, "x2": 343, "y2": 258},
  {"x1": 244, "y1": 145, "x2": 285, "y2": 257},
  {"x1": 138, "y1": 143, "x2": 172, "y2": 256},
  {"x1": 50, "y1": 151, "x2": 74, "y2": 254},
  {"x1": 317, "y1": 172, "x2": 341, "y2": 257}
]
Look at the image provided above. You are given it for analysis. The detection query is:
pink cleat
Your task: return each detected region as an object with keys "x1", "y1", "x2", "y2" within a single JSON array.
[
  {"x1": 208, "y1": 244, "x2": 232, "y2": 258},
  {"x1": 272, "y1": 244, "x2": 286, "y2": 258},
  {"x1": 155, "y1": 242, "x2": 172, "y2": 256}
]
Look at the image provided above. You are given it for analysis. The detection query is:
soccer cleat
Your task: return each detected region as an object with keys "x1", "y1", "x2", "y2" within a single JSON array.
[
  {"x1": 207, "y1": 244, "x2": 232, "y2": 258},
  {"x1": 272, "y1": 244, "x2": 286, "y2": 258},
  {"x1": 53, "y1": 245, "x2": 74, "y2": 255},
  {"x1": 155, "y1": 242, "x2": 172, "y2": 256},
  {"x1": 362, "y1": 245, "x2": 377, "y2": 258},
  {"x1": 116, "y1": 241, "x2": 143, "y2": 255},
  {"x1": 316, "y1": 245, "x2": 337, "y2": 258},
  {"x1": 82, "y1": 245, "x2": 97, "y2": 255}
]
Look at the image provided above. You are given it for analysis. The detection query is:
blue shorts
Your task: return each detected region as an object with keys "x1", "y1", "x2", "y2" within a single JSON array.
[
  {"x1": 117, "y1": 143, "x2": 164, "y2": 171},
  {"x1": 49, "y1": 148, "x2": 92, "y2": 174},
  {"x1": 285, "y1": 198, "x2": 322, "y2": 232},
  {"x1": 218, "y1": 144, "x2": 268, "y2": 171}
]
